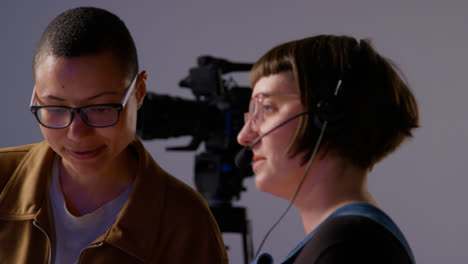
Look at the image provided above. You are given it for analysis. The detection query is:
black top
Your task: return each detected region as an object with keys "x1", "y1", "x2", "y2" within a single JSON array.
[{"x1": 291, "y1": 215, "x2": 413, "y2": 264}]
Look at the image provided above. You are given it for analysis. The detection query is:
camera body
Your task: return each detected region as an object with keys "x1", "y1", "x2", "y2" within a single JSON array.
[{"x1": 137, "y1": 56, "x2": 253, "y2": 205}]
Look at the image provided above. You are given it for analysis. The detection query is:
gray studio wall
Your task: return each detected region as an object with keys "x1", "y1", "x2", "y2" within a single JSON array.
[{"x1": 1, "y1": 1, "x2": 467, "y2": 263}]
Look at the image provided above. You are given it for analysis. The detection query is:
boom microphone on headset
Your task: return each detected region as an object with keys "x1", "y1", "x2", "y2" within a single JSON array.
[
  {"x1": 234, "y1": 147, "x2": 254, "y2": 170},
  {"x1": 234, "y1": 111, "x2": 309, "y2": 169}
]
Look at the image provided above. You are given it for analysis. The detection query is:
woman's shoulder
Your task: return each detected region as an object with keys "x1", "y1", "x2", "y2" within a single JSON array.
[
  {"x1": 293, "y1": 215, "x2": 412, "y2": 264},
  {"x1": 0, "y1": 143, "x2": 36, "y2": 155},
  {"x1": 132, "y1": 138, "x2": 212, "y2": 215},
  {"x1": 0, "y1": 143, "x2": 39, "y2": 191},
  {"x1": 314, "y1": 214, "x2": 403, "y2": 243}
]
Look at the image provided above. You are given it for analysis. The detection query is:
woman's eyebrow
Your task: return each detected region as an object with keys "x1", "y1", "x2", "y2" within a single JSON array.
[
  {"x1": 87, "y1": 91, "x2": 121, "y2": 101},
  {"x1": 38, "y1": 91, "x2": 120, "y2": 102}
]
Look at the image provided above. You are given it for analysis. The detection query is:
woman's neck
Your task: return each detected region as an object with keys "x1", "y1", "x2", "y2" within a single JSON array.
[
  {"x1": 293, "y1": 155, "x2": 377, "y2": 234},
  {"x1": 58, "y1": 149, "x2": 137, "y2": 216}
]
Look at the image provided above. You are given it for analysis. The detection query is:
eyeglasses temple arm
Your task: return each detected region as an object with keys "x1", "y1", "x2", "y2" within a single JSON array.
[
  {"x1": 121, "y1": 74, "x2": 138, "y2": 107},
  {"x1": 30, "y1": 85, "x2": 37, "y2": 107}
]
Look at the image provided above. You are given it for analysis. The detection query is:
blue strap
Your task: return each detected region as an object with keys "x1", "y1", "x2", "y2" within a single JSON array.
[{"x1": 252, "y1": 202, "x2": 415, "y2": 264}]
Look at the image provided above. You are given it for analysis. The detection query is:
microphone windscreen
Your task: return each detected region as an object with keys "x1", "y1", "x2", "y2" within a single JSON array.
[
  {"x1": 234, "y1": 147, "x2": 253, "y2": 169},
  {"x1": 257, "y1": 253, "x2": 273, "y2": 264}
]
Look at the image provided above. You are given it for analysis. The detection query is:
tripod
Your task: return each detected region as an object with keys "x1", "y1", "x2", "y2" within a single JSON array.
[
  {"x1": 193, "y1": 150, "x2": 254, "y2": 263},
  {"x1": 210, "y1": 206, "x2": 253, "y2": 264}
]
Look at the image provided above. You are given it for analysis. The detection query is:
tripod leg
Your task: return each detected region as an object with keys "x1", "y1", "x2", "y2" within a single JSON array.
[{"x1": 242, "y1": 219, "x2": 254, "y2": 264}]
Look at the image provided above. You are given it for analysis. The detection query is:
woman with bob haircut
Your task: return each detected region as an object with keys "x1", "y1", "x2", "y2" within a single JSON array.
[{"x1": 237, "y1": 35, "x2": 418, "y2": 264}]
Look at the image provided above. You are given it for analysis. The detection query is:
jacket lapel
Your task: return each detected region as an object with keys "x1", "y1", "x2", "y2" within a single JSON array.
[{"x1": 92, "y1": 138, "x2": 168, "y2": 262}]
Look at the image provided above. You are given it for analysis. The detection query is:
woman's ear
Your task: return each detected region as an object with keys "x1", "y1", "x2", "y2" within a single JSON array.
[{"x1": 136, "y1": 71, "x2": 147, "y2": 109}]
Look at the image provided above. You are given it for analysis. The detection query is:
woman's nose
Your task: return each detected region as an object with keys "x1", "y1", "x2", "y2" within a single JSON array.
[
  {"x1": 67, "y1": 112, "x2": 93, "y2": 138},
  {"x1": 237, "y1": 121, "x2": 258, "y2": 147}
]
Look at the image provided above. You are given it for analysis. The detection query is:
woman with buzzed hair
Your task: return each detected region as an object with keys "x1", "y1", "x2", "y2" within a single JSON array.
[{"x1": 0, "y1": 7, "x2": 227, "y2": 264}]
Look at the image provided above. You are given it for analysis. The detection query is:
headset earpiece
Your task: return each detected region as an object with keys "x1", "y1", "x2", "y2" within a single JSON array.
[
  {"x1": 313, "y1": 78, "x2": 347, "y2": 134},
  {"x1": 312, "y1": 41, "x2": 360, "y2": 135}
]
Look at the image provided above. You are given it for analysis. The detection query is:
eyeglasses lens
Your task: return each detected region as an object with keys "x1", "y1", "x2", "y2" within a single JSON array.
[
  {"x1": 247, "y1": 96, "x2": 263, "y2": 131},
  {"x1": 37, "y1": 107, "x2": 70, "y2": 128},
  {"x1": 36, "y1": 106, "x2": 119, "y2": 128},
  {"x1": 82, "y1": 106, "x2": 119, "y2": 126}
]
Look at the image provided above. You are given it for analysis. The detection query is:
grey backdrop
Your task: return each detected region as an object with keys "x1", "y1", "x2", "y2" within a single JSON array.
[{"x1": 1, "y1": 1, "x2": 466, "y2": 263}]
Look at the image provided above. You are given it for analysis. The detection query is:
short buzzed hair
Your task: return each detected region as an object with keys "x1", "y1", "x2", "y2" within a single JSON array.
[{"x1": 33, "y1": 7, "x2": 138, "y2": 79}]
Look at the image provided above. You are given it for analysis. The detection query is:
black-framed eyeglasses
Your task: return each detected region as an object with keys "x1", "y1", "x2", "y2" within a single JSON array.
[{"x1": 29, "y1": 74, "x2": 138, "y2": 129}]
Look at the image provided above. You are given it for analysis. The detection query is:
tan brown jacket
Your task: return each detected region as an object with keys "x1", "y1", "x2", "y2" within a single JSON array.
[{"x1": 0, "y1": 138, "x2": 228, "y2": 263}]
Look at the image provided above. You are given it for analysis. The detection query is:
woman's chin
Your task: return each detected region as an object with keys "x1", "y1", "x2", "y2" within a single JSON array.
[
  {"x1": 254, "y1": 175, "x2": 268, "y2": 192},
  {"x1": 255, "y1": 175, "x2": 277, "y2": 195}
]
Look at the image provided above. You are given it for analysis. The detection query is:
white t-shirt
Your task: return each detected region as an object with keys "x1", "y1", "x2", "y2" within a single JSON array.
[{"x1": 49, "y1": 161, "x2": 133, "y2": 264}]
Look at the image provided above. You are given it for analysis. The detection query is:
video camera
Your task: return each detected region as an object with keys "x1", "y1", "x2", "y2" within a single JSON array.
[{"x1": 136, "y1": 55, "x2": 253, "y2": 205}]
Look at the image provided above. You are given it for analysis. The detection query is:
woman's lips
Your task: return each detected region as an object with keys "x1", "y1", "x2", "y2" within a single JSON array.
[
  {"x1": 68, "y1": 146, "x2": 104, "y2": 160},
  {"x1": 252, "y1": 155, "x2": 265, "y2": 170},
  {"x1": 253, "y1": 155, "x2": 265, "y2": 162}
]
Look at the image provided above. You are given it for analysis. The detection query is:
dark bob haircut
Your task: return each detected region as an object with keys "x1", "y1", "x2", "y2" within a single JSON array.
[{"x1": 250, "y1": 35, "x2": 419, "y2": 169}]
